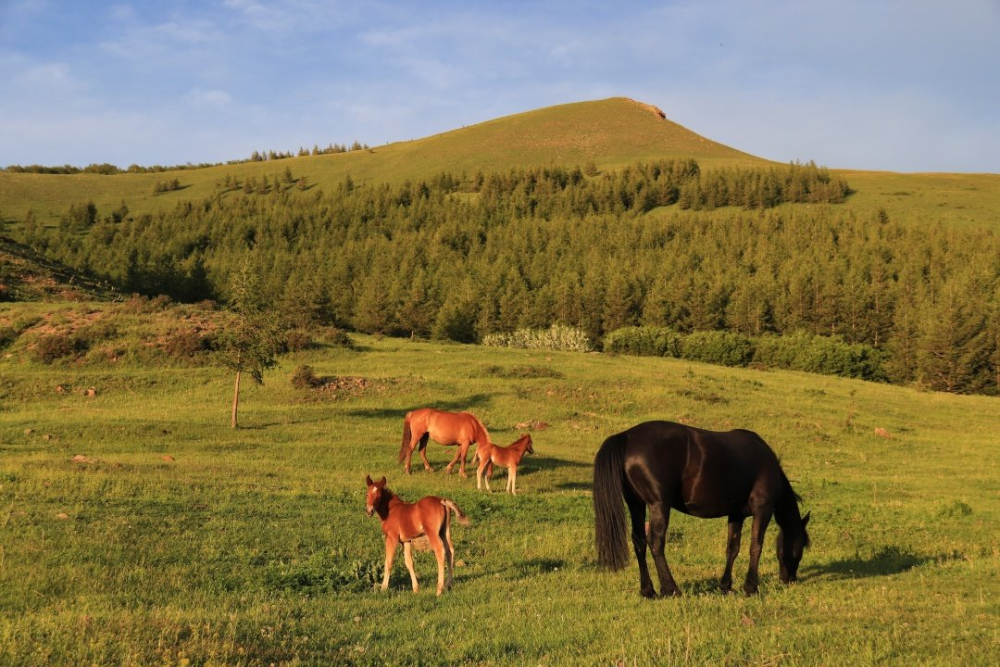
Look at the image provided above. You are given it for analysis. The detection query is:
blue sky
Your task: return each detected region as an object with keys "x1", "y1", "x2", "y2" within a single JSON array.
[{"x1": 2, "y1": 0, "x2": 998, "y2": 173}]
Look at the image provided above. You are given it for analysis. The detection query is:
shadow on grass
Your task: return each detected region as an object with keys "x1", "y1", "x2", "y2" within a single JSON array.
[
  {"x1": 343, "y1": 394, "x2": 494, "y2": 421},
  {"x1": 803, "y1": 545, "x2": 936, "y2": 581},
  {"x1": 495, "y1": 455, "x2": 590, "y2": 479}
]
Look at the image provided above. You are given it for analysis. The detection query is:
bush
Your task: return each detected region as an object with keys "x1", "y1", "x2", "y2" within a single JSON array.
[
  {"x1": 0, "y1": 326, "x2": 18, "y2": 351},
  {"x1": 483, "y1": 324, "x2": 594, "y2": 352},
  {"x1": 603, "y1": 326, "x2": 683, "y2": 357},
  {"x1": 30, "y1": 333, "x2": 88, "y2": 364},
  {"x1": 284, "y1": 330, "x2": 314, "y2": 352},
  {"x1": 159, "y1": 329, "x2": 212, "y2": 359},
  {"x1": 753, "y1": 331, "x2": 887, "y2": 381},
  {"x1": 291, "y1": 364, "x2": 323, "y2": 389},
  {"x1": 320, "y1": 327, "x2": 355, "y2": 349},
  {"x1": 680, "y1": 330, "x2": 754, "y2": 367}
]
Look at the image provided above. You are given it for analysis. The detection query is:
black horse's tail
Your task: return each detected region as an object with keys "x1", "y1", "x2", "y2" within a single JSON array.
[
  {"x1": 593, "y1": 432, "x2": 630, "y2": 571},
  {"x1": 398, "y1": 413, "x2": 412, "y2": 463}
]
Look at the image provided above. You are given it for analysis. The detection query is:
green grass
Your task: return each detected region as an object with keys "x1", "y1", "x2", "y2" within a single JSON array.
[{"x1": 1, "y1": 327, "x2": 997, "y2": 665}]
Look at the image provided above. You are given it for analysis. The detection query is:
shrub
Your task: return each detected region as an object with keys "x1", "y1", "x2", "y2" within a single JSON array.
[
  {"x1": 284, "y1": 330, "x2": 314, "y2": 352},
  {"x1": 320, "y1": 327, "x2": 355, "y2": 349},
  {"x1": 291, "y1": 364, "x2": 323, "y2": 389},
  {"x1": 483, "y1": 324, "x2": 594, "y2": 352},
  {"x1": 0, "y1": 326, "x2": 18, "y2": 351},
  {"x1": 604, "y1": 326, "x2": 683, "y2": 357},
  {"x1": 680, "y1": 330, "x2": 754, "y2": 367},
  {"x1": 160, "y1": 329, "x2": 212, "y2": 359},
  {"x1": 30, "y1": 333, "x2": 88, "y2": 364},
  {"x1": 753, "y1": 331, "x2": 887, "y2": 381}
]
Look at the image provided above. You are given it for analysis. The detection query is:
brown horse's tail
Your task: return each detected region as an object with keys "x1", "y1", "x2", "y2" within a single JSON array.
[
  {"x1": 399, "y1": 413, "x2": 412, "y2": 463},
  {"x1": 593, "y1": 432, "x2": 630, "y2": 571},
  {"x1": 441, "y1": 499, "x2": 471, "y2": 526}
]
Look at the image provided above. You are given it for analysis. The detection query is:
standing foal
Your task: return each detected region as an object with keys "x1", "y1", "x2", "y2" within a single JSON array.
[
  {"x1": 365, "y1": 475, "x2": 470, "y2": 595},
  {"x1": 476, "y1": 433, "x2": 534, "y2": 495}
]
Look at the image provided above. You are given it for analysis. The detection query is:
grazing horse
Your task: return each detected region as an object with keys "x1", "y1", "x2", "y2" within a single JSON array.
[
  {"x1": 593, "y1": 421, "x2": 810, "y2": 598},
  {"x1": 399, "y1": 408, "x2": 492, "y2": 478},
  {"x1": 365, "y1": 475, "x2": 470, "y2": 595},
  {"x1": 476, "y1": 433, "x2": 534, "y2": 495}
]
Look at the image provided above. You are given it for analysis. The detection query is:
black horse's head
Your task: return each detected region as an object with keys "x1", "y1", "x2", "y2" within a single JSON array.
[{"x1": 777, "y1": 511, "x2": 811, "y2": 583}]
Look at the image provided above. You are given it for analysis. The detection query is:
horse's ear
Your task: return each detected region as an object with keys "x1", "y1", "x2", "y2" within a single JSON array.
[
  {"x1": 378, "y1": 476, "x2": 387, "y2": 487},
  {"x1": 365, "y1": 475, "x2": 373, "y2": 486},
  {"x1": 802, "y1": 511, "x2": 811, "y2": 527}
]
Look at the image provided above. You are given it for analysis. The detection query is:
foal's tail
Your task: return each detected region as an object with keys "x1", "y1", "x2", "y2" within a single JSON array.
[
  {"x1": 441, "y1": 499, "x2": 471, "y2": 526},
  {"x1": 593, "y1": 432, "x2": 630, "y2": 571},
  {"x1": 398, "y1": 413, "x2": 413, "y2": 463}
]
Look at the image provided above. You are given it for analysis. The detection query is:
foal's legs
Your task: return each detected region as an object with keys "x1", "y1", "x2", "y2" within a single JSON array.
[
  {"x1": 647, "y1": 503, "x2": 681, "y2": 597},
  {"x1": 743, "y1": 510, "x2": 772, "y2": 595},
  {"x1": 720, "y1": 516, "x2": 745, "y2": 593},
  {"x1": 402, "y1": 541, "x2": 419, "y2": 592},
  {"x1": 507, "y1": 463, "x2": 518, "y2": 495},
  {"x1": 476, "y1": 453, "x2": 491, "y2": 491},
  {"x1": 442, "y1": 519, "x2": 455, "y2": 591},
  {"x1": 425, "y1": 530, "x2": 449, "y2": 595},
  {"x1": 381, "y1": 536, "x2": 399, "y2": 591}
]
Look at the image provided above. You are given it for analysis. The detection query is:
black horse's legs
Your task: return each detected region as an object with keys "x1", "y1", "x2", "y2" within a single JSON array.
[
  {"x1": 743, "y1": 510, "x2": 772, "y2": 595},
  {"x1": 648, "y1": 505, "x2": 681, "y2": 597},
  {"x1": 626, "y1": 495, "x2": 656, "y2": 598},
  {"x1": 720, "y1": 516, "x2": 744, "y2": 593}
]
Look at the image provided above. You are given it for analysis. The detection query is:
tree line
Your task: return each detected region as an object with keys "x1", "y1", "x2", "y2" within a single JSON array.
[{"x1": 15, "y1": 160, "x2": 1000, "y2": 395}]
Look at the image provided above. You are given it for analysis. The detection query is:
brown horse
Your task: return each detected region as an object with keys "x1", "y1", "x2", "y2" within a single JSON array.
[
  {"x1": 399, "y1": 408, "x2": 492, "y2": 478},
  {"x1": 365, "y1": 475, "x2": 470, "y2": 595},
  {"x1": 476, "y1": 433, "x2": 534, "y2": 495}
]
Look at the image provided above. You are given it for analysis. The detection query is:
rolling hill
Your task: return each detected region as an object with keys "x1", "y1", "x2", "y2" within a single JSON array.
[
  {"x1": 4, "y1": 96, "x2": 1000, "y2": 231},
  {"x1": 0, "y1": 97, "x2": 769, "y2": 227}
]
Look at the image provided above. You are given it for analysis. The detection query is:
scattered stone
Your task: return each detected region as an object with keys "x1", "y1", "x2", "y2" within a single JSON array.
[
  {"x1": 23, "y1": 428, "x2": 34, "y2": 435},
  {"x1": 55, "y1": 385, "x2": 67, "y2": 393},
  {"x1": 874, "y1": 427, "x2": 893, "y2": 439},
  {"x1": 162, "y1": 455, "x2": 175, "y2": 462},
  {"x1": 85, "y1": 387, "x2": 97, "y2": 397},
  {"x1": 55, "y1": 512, "x2": 69, "y2": 520},
  {"x1": 43, "y1": 434, "x2": 55, "y2": 441},
  {"x1": 72, "y1": 454, "x2": 96, "y2": 463}
]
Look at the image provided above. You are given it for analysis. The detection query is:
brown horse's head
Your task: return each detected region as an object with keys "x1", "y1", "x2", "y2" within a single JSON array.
[
  {"x1": 365, "y1": 475, "x2": 387, "y2": 517},
  {"x1": 522, "y1": 433, "x2": 534, "y2": 455}
]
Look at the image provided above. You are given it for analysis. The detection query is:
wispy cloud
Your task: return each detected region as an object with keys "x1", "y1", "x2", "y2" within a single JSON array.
[{"x1": 1, "y1": 0, "x2": 998, "y2": 171}]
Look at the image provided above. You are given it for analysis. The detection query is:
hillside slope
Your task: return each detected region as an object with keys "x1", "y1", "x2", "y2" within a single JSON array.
[{"x1": 0, "y1": 98, "x2": 765, "y2": 225}]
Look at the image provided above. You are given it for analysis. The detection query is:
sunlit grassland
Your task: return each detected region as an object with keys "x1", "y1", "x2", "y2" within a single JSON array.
[{"x1": 1, "y1": 332, "x2": 997, "y2": 665}]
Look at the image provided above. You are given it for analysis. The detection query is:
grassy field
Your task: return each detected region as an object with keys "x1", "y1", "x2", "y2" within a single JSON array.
[{"x1": 1, "y1": 326, "x2": 997, "y2": 665}]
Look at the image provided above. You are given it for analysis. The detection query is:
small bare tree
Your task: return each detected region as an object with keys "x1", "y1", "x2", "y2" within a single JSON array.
[{"x1": 216, "y1": 258, "x2": 283, "y2": 428}]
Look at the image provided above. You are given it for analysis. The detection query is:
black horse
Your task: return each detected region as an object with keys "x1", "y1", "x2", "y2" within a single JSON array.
[{"x1": 593, "y1": 421, "x2": 810, "y2": 597}]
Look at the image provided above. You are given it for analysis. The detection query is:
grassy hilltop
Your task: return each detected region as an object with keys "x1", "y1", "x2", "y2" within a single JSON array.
[{"x1": 4, "y1": 96, "x2": 999, "y2": 230}]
